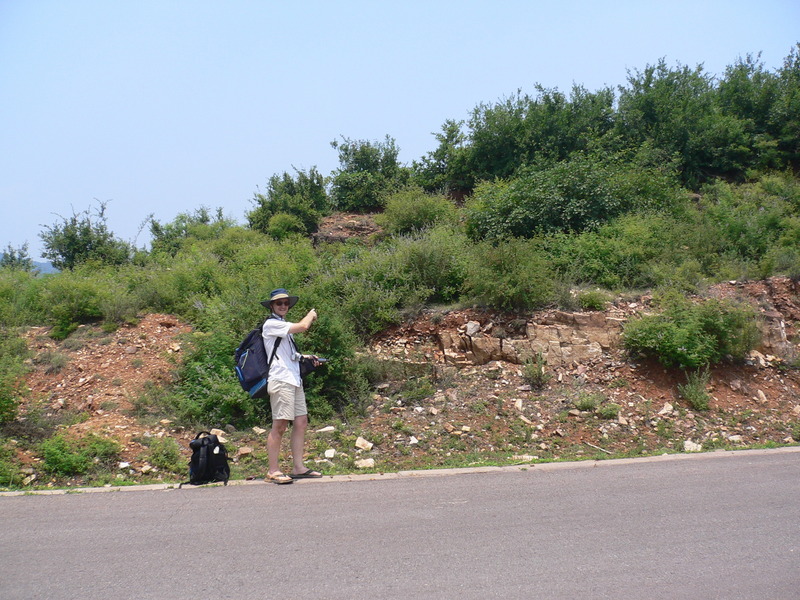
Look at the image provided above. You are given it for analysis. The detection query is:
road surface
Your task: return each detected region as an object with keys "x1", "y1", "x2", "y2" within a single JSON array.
[{"x1": 2, "y1": 448, "x2": 799, "y2": 599}]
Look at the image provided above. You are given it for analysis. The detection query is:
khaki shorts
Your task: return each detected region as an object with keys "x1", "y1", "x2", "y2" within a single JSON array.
[{"x1": 267, "y1": 379, "x2": 307, "y2": 421}]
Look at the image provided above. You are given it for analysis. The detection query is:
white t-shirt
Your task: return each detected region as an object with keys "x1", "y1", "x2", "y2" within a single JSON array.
[{"x1": 262, "y1": 315, "x2": 302, "y2": 387}]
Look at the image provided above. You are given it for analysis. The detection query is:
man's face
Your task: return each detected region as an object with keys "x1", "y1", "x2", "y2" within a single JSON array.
[{"x1": 271, "y1": 299, "x2": 291, "y2": 317}]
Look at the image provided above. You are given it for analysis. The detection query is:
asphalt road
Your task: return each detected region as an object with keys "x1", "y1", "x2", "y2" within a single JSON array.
[{"x1": 2, "y1": 448, "x2": 799, "y2": 600}]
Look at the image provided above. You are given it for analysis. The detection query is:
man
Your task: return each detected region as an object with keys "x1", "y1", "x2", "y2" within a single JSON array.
[{"x1": 261, "y1": 288, "x2": 323, "y2": 484}]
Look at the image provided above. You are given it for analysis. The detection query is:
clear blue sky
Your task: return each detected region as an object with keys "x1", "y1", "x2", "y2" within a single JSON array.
[{"x1": 1, "y1": 1, "x2": 798, "y2": 260}]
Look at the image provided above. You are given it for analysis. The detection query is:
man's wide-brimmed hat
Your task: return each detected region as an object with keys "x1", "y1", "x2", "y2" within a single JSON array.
[{"x1": 261, "y1": 288, "x2": 299, "y2": 309}]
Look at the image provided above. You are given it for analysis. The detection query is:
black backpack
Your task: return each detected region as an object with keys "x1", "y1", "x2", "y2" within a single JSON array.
[
  {"x1": 179, "y1": 432, "x2": 231, "y2": 487},
  {"x1": 234, "y1": 322, "x2": 281, "y2": 399}
]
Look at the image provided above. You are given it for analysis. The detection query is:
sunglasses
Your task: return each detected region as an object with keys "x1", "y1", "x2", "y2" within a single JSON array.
[{"x1": 272, "y1": 299, "x2": 291, "y2": 307}]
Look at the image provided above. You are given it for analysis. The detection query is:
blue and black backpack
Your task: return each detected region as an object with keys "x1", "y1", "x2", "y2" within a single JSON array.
[{"x1": 234, "y1": 321, "x2": 281, "y2": 399}]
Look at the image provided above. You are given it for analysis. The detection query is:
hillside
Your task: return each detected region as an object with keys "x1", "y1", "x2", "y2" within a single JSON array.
[{"x1": 11, "y1": 272, "x2": 800, "y2": 489}]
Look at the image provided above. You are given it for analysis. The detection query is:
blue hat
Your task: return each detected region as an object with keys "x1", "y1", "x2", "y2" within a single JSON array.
[{"x1": 261, "y1": 288, "x2": 299, "y2": 309}]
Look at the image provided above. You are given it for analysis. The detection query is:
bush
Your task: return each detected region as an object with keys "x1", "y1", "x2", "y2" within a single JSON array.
[
  {"x1": 622, "y1": 292, "x2": 761, "y2": 368},
  {"x1": 577, "y1": 289, "x2": 611, "y2": 311},
  {"x1": 143, "y1": 436, "x2": 184, "y2": 473},
  {"x1": 0, "y1": 329, "x2": 28, "y2": 425},
  {"x1": 0, "y1": 440, "x2": 22, "y2": 487},
  {"x1": 388, "y1": 227, "x2": 469, "y2": 304},
  {"x1": 678, "y1": 368, "x2": 711, "y2": 411},
  {"x1": 463, "y1": 238, "x2": 556, "y2": 310},
  {"x1": 376, "y1": 187, "x2": 457, "y2": 235},
  {"x1": 464, "y1": 154, "x2": 683, "y2": 240},
  {"x1": 522, "y1": 352, "x2": 551, "y2": 390},
  {"x1": 267, "y1": 213, "x2": 306, "y2": 240},
  {"x1": 40, "y1": 432, "x2": 121, "y2": 476},
  {"x1": 40, "y1": 271, "x2": 105, "y2": 339},
  {"x1": 247, "y1": 168, "x2": 328, "y2": 235}
]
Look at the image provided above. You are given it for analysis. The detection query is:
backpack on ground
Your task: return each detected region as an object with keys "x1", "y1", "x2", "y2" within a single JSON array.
[
  {"x1": 179, "y1": 431, "x2": 230, "y2": 487},
  {"x1": 234, "y1": 323, "x2": 281, "y2": 399}
]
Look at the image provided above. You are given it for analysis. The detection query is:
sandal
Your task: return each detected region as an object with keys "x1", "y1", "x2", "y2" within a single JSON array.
[
  {"x1": 290, "y1": 469, "x2": 323, "y2": 479},
  {"x1": 266, "y1": 471, "x2": 294, "y2": 484}
]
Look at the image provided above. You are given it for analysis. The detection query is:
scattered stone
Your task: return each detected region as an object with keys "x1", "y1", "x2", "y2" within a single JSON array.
[
  {"x1": 252, "y1": 426, "x2": 267, "y2": 435},
  {"x1": 118, "y1": 461, "x2": 131, "y2": 469},
  {"x1": 324, "y1": 448, "x2": 336, "y2": 459},
  {"x1": 355, "y1": 437, "x2": 373, "y2": 451},
  {"x1": 236, "y1": 446, "x2": 253, "y2": 457},
  {"x1": 210, "y1": 428, "x2": 228, "y2": 443},
  {"x1": 428, "y1": 407, "x2": 439, "y2": 415},
  {"x1": 512, "y1": 455, "x2": 537, "y2": 462},
  {"x1": 658, "y1": 403, "x2": 674, "y2": 416},
  {"x1": 355, "y1": 458, "x2": 375, "y2": 469},
  {"x1": 683, "y1": 440, "x2": 703, "y2": 453},
  {"x1": 757, "y1": 389, "x2": 768, "y2": 404},
  {"x1": 315, "y1": 426, "x2": 335, "y2": 433},
  {"x1": 409, "y1": 436, "x2": 419, "y2": 445},
  {"x1": 465, "y1": 321, "x2": 481, "y2": 337}
]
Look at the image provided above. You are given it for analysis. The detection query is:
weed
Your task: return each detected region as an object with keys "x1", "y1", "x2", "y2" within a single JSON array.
[
  {"x1": 678, "y1": 368, "x2": 711, "y2": 411},
  {"x1": 598, "y1": 403, "x2": 621, "y2": 419},
  {"x1": 34, "y1": 350, "x2": 69, "y2": 374},
  {"x1": 575, "y1": 394, "x2": 599, "y2": 412},
  {"x1": 142, "y1": 436, "x2": 184, "y2": 473},
  {"x1": 401, "y1": 377, "x2": 435, "y2": 402},
  {"x1": 577, "y1": 289, "x2": 610, "y2": 311},
  {"x1": 522, "y1": 352, "x2": 551, "y2": 390},
  {"x1": 40, "y1": 432, "x2": 121, "y2": 476}
]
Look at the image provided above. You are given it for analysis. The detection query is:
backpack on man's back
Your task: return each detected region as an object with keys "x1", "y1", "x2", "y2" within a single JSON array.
[{"x1": 234, "y1": 322, "x2": 281, "y2": 399}]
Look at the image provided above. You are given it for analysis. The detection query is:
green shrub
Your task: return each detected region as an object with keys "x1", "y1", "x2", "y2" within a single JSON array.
[
  {"x1": 522, "y1": 352, "x2": 551, "y2": 390},
  {"x1": 463, "y1": 238, "x2": 556, "y2": 310},
  {"x1": 597, "y1": 403, "x2": 621, "y2": 419},
  {"x1": 622, "y1": 292, "x2": 761, "y2": 368},
  {"x1": 678, "y1": 368, "x2": 711, "y2": 411},
  {"x1": 575, "y1": 394, "x2": 599, "y2": 411},
  {"x1": 464, "y1": 154, "x2": 682, "y2": 240},
  {"x1": 376, "y1": 187, "x2": 457, "y2": 235},
  {"x1": 388, "y1": 227, "x2": 469, "y2": 303},
  {"x1": 143, "y1": 436, "x2": 184, "y2": 472},
  {"x1": 267, "y1": 213, "x2": 306, "y2": 240},
  {"x1": 40, "y1": 432, "x2": 121, "y2": 476},
  {"x1": 40, "y1": 271, "x2": 105, "y2": 339},
  {"x1": 0, "y1": 269, "x2": 46, "y2": 327},
  {"x1": 577, "y1": 289, "x2": 610, "y2": 311},
  {"x1": 401, "y1": 377, "x2": 435, "y2": 402},
  {"x1": 0, "y1": 440, "x2": 22, "y2": 487},
  {"x1": 0, "y1": 329, "x2": 28, "y2": 425}
]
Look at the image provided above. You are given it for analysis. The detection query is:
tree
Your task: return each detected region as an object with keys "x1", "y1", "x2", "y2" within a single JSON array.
[
  {"x1": 40, "y1": 201, "x2": 131, "y2": 270},
  {"x1": 412, "y1": 119, "x2": 469, "y2": 197},
  {"x1": 616, "y1": 59, "x2": 751, "y2": 187},
  {"x1": 149, "y1": 207, "x2": 235, "y2": 256},
  {"x1": 770, "y1": 43, "x2": 800, "y2": 171},
  {"x1": 0, "y1": 242, "x2": 34, "y2": 272},
  {"x1": 329, "y1": 135, "x2": 409, "y2": 212},
  {"x1": 247, "y1": 167, "x2": 328, "y2": 235},
  {"x1": 716, "y1": 53, "x2": 780, "y2": 172}
]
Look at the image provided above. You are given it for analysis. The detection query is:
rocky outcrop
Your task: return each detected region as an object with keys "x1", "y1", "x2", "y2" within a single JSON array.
[{"x1": 439, "y1": 310, "x2": 627, "y2": 367}]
